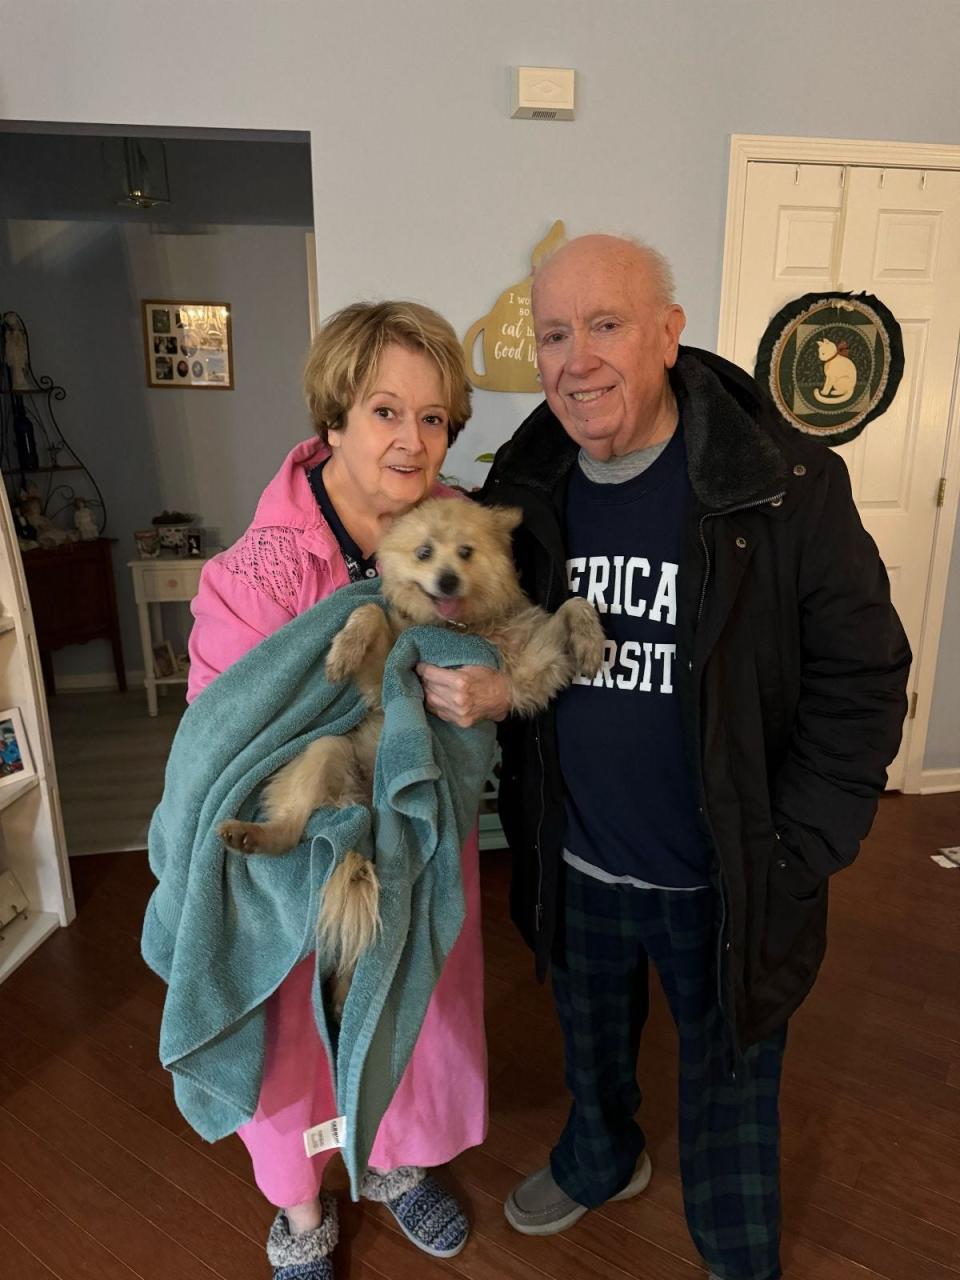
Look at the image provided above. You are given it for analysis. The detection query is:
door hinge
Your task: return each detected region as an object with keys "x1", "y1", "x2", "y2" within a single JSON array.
[
  {"x1": 936, "y1": 477, "x2": 947, "y2": 507},
  {"x1": 909, "y1": 691, "x2": 919, "y2": 720}
]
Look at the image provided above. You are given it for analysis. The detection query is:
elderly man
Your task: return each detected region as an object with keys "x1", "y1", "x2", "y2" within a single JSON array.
[{"x1": 419, "y1": 234, "x2": 909, "y2": 1280}]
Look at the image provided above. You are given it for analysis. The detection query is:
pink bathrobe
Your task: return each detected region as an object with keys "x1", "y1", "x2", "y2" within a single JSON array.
[{"x1": 188, "y1": 437, "x2": 487, "y2": 1207}]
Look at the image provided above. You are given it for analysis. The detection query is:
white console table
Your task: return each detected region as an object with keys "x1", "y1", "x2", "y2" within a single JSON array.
[{"x1": 128, "y1": 557, "x2": 210, "y2": 716}]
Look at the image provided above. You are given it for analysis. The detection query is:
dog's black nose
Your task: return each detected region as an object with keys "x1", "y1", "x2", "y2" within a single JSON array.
[{"x1": 436, "y1": 570, "x2": 460, "y2": 597}]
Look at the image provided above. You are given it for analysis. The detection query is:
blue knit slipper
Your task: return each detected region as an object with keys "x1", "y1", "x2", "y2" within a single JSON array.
[
  {"x1": 362, "y1": 1167, "x2": 468, "y2": 1258},
  {"x1": 272, "y1": 1266, "x2": 333, "y2": 1280},
  {"x1": 267, "y1": 1191, "x2": 339, "y2": 1279}
]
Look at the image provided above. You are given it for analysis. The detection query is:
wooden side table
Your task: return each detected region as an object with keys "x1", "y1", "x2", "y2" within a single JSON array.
[
  {"x1": 128, "y1": 557, "x2": 209, "y2": 716},
  {"x1": 22, "y1": 538, "x2": 126, "y2": 696}
]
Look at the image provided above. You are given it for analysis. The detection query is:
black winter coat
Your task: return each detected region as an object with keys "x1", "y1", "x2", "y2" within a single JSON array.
[{"x1": 481, "y1": 347, "x2": 911, "y2": 1048}]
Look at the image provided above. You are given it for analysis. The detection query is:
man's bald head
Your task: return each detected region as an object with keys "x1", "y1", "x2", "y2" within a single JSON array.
[{"x1": 532, "y1": 234, "x2": 676, "y2": 312}]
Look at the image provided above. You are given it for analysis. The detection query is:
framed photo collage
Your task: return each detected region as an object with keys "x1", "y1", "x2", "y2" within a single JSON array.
[{"x1": 142, "y1": 299, "x2": 233, "y2": 390}]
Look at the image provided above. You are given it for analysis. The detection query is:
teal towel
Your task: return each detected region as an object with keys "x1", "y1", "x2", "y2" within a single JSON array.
[{"x1": 141, "y1": 578, "x2": 498, "y2": 1194}]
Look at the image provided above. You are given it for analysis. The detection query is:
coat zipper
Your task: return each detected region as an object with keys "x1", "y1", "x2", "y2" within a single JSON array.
[{"x1": 695, "y1": 489, "x2": 785, "y2": 1069}]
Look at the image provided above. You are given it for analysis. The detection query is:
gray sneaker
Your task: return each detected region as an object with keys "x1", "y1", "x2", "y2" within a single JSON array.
[{"x1": 504, "y1": 1151, "x2": 652, "y2": 1236}]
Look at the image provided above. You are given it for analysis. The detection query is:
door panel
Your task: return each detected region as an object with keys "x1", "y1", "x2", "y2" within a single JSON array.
[
  {"x1": 841, "y1": 319, "x2": 925, "y2": 506},
  {"x1": 838, "y1": 168, "x2": 960, "y2": 786},
  {"x1": 731, "y1": 162, "x2": 960, "y2": 789},
  {"x1": 732, "y1": 164, "x2": 845, "y2": 372},
  {"x1": 774, "y1": 207, "x2": 840, "y2": 279}
]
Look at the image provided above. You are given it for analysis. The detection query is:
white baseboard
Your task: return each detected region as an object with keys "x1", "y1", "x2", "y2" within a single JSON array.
[
  {"x1": 69, "y1": 841, "x2": 149, "y2": 857},
  {"x1": 918, "y1": 767, "x2": 960, "y2": 795},
  {"x1": 54, "y1": 670, "x2": 146, "y2": 692}
]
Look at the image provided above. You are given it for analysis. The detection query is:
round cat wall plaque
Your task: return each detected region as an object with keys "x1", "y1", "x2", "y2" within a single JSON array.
[{"x1": 754, "y1": 292, "x2": 904, "y2": 446}]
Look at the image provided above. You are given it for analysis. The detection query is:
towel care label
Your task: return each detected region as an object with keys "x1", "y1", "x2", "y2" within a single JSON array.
[{"x1": 303, "y1": 1116, "x2": 348, "y2": 1157}]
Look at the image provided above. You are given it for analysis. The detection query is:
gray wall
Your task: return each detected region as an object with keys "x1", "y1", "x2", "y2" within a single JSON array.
[
  {"x1": 926, "y1": 543, "x2": 960, "y2": 770},
  {"x1": 1, "y1": 0, "x2": 958, "y2": 767},
  {"x1": 122, "y1": 222, "x2": 314, "y2": 548},
  {"x1": 0, "y1": 135, "x2": 314, "y2": 678},
  {"x1": 2, "y1": 218, "x2": 167, "y2": 677}
]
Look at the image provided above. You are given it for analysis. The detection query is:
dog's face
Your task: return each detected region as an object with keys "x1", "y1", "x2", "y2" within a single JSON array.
[{"x1": 377, "y1": 498, "x2": 523, "y2": 627}]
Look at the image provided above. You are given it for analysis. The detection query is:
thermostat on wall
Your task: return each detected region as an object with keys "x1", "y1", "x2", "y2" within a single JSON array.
[{"x1": 511, "y1": 67, "x2": 576, "y2": 120}]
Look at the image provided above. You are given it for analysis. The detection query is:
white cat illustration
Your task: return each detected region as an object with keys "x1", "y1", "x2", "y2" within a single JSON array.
[{"x1": 813, "y1": 337, "x2": 857, "y2": 404}]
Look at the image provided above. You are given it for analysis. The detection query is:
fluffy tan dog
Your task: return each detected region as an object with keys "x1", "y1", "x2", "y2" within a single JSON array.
[{"x1": 218, "y1": 498, "x2": 604, "y2": 1011}]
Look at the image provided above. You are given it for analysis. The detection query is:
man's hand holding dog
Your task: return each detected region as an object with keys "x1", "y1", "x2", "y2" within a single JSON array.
[{"x1": 416, "y1": 663, "x2": 511, "y2": 728}]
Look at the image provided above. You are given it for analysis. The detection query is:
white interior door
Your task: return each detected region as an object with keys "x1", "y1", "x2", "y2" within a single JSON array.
[{"x1": 726, "y1": 161, "x2": 960, "y2": 790}]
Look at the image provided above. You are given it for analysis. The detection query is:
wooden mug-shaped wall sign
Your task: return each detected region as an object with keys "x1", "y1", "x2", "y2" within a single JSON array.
[{"x1": 462, "y1": 221, "x2": 566, "y2": 393}]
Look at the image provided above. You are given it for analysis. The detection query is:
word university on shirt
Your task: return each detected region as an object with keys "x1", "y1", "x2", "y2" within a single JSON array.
[{"x1": 566, "y1": 555, "x2": 677, "y2": 694}]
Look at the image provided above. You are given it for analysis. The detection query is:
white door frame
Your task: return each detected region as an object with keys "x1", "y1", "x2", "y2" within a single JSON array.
[
  {"x1": 718, "y1": 134, "x2": 960, "y2": 794},
  {"x1": 305, "y1": 230, "x2": 320, "y2": 339}
]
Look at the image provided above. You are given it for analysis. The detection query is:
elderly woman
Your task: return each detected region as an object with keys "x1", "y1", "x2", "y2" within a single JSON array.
[{"x1": 188, "y1": 302, "x2": 488, "y2": 1280}]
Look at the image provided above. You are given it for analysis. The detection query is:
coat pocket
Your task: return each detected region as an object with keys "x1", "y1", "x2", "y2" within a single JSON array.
[{"x1": 761, "y1": 842, "x2": 827, "y2": 979}]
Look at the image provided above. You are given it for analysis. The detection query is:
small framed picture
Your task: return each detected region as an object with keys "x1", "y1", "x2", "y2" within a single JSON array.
[
  {"x1": 185, "y1": 529, "x2": 205, "y2": 557},
  {"x1": 152, "y1": 640, "x2": 177, "y2": 679},
  {"x1": 142, "y1": 299, "x2": 233, "y2": 390},
  {"x1": 0, "y1": 708, "x2": 35, "y2": 785}
]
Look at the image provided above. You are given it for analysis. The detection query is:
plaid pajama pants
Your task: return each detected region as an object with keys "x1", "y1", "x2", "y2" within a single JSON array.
[{"x1": 549, "y1": 863, "x2": 786, "y2": 1280}]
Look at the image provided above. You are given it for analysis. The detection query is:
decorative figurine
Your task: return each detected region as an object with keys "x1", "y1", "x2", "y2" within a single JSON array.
[
  {"x1": 1, "y1": 313, "x2": 30, "y2": 391},
  {"x1": 13, "y1": 502, "x2": 38, "y2": 550},
  {"x1": 73, "y1": 498, "x2": 99, "y2": 541},
  {"x1": 18, "y1": 488, "x2": 77, "y2": 549}
]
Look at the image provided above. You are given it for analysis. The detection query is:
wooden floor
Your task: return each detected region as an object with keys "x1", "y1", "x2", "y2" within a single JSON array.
[
  {"x1": 0, "y1": 791, "x2": 959, "y2": 1279},
  {"x1": 48, "y1": 689, "x2": 184, "y2": 855}
]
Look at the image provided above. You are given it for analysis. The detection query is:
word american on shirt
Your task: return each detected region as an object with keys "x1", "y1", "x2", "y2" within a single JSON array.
[{"x1": 566, "y1": 554, "x2": 678, "y2": 694}]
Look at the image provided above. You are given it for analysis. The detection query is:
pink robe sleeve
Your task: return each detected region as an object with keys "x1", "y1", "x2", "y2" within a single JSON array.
[{"x1": 187, "y1": 540, "x2": 298, "y2": 702}]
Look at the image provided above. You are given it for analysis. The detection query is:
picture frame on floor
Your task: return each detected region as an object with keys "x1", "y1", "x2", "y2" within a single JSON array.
[
  {"x1": 152, "y1": 640, "x2": 177, "y2": 679},
  {"x1": 0, "y1": 706, "x2": 35, "y2": 785}
]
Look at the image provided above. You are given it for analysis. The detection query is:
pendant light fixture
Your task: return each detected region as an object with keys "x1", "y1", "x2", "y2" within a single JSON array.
[{"x1": 103, "y1": 136, "x2": 171, "y2": 209}]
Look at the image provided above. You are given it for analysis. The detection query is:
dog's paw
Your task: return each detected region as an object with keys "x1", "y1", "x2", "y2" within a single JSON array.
[
  {"x1": 325, "y1": 632, "x2": 355, "y2": 684},
  {"x1": 325, "y1": 604, "x2": 385, "y2": 682},
  {"x1": 560, "y1": 597, "x2": 606, "y2": 677},
  {"x1": 218, "y1": 819, "x2": 269, "y2": 854}
]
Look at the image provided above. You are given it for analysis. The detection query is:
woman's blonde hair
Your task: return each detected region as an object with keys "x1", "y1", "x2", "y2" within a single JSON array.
[{"x1": 304, "y1": 300, "x2": 472, "y2": 445}]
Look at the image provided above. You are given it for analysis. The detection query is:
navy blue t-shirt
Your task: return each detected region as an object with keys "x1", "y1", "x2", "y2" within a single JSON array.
[{"x1": 556, "y1": 426, "x2": 710, "y2": 888}]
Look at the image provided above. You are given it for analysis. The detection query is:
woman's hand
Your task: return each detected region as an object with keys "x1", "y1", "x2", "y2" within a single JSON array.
[{"x1": 415, "y1": 663, "x2": 511, "y2": 728}]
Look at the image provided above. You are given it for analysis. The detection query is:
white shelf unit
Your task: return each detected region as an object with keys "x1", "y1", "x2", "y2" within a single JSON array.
[
  {"x1": 0, "y1": 483, "x2": 73, "y2": 984},
  {"x1": 0, "y1": 774, "x2": 40, "y2": 813}
]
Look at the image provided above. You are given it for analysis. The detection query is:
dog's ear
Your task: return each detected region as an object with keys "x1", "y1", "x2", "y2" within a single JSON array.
[{"x1": 487, "y1": 505, "x2": 523, "y2": 536}]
